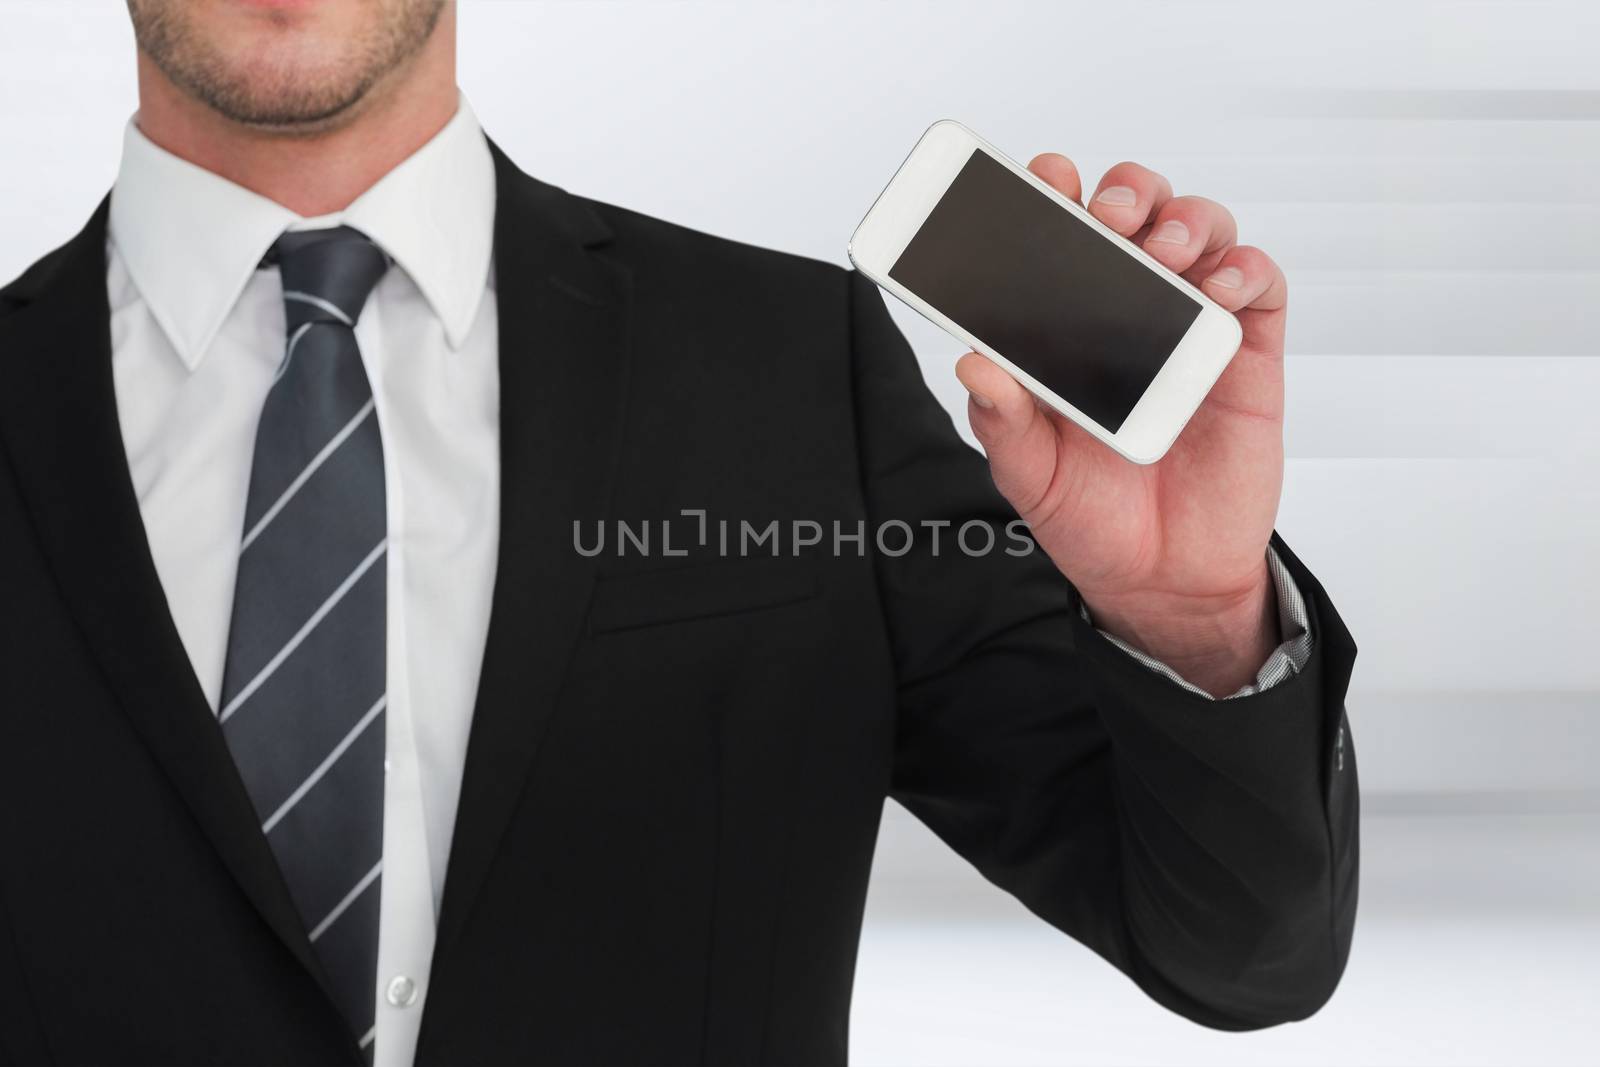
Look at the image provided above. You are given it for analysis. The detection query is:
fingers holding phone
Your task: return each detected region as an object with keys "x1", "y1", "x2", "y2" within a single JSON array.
[
  {"x1": 1193, "y1": 243, "x2": 1289, "y2": 426},
  {"x1": 848, "y1": 122, "x2": 1284, "y2": 680},
  {"x1": 1025, "y1": 152, "x2": 1084, "y2": 205},
  {"x1": 1130, "y1": 194, "x2": 1238, "y2": 284},
  {"x1": 1085, "y1": 159, "x2": 1175, "y2": 242}
]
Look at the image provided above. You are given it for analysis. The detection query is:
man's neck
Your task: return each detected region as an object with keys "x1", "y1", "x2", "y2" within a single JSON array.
[{"x1": 131, "y1": 22, "x2": 459, "y2": 218}]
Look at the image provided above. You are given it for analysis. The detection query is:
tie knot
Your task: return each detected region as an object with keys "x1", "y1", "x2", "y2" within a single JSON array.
[{"x1": 270, "y1": 226, "x2": 390, "y2": 329}]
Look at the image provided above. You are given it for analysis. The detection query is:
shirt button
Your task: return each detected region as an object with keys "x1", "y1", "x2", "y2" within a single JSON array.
[{"x1": 386, "y1": 975, "x2": 418, "y2": 1008}]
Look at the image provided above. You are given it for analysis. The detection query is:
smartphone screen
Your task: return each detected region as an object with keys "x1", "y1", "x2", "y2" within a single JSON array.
[{"x1": 889, "y1": 148, "x2": 1202, "y2": 433}]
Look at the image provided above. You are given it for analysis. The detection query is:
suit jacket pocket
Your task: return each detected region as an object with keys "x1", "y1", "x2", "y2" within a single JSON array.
[{"x1": 587, "y1": 556, "x2": 820, "y2": 636}]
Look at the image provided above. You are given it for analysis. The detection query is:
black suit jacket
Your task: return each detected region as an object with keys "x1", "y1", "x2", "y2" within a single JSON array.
[{"x1": 0, "y1": 145, "x2": 1358, "y2": 1066}]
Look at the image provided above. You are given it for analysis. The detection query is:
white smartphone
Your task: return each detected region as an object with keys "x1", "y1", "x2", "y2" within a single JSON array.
[{"x1": 848, "y1": 120, "x2": 1243, "y2": 465}]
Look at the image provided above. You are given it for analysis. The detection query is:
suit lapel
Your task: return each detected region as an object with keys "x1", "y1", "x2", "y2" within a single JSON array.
[
  {"x1": 0, "y1": 201, "x2": 357, "y2": 1054},
  {"x1": 431, "y1": 146, "x2": 634, "y2": 962},
  {"x1": 0, "y1": 151, "x2": 636, "y2": 1022}
]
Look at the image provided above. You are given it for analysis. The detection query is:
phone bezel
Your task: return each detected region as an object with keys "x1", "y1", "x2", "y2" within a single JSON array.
[{"x1": 847, "y1": 119, "x2": 1244, "y2": 465}]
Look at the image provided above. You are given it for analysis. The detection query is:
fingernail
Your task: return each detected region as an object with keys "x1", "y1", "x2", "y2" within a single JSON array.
[
  {"x1": 967, "y1": 388, "x2": 995, "y2": 410},
  {"x1": 1094, "y1": 185, "x2": 1137, "y2": 207},
  {"x1": 1148, "y1": 220, "x2": 1190, "y2": 245},
  {"x1": 1207, "y1": 266, "x2": 1244, "y2": 289}
]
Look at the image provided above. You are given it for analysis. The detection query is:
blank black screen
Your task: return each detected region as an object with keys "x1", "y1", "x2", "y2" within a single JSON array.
[{"x1": 889, "y1": 148, "x2": 1201, "y2": 432}]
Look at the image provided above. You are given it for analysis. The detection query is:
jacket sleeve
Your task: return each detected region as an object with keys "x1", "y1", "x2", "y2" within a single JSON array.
[{"x1": 847, "y1": 270, "x2": 1360, "y2": 1029}]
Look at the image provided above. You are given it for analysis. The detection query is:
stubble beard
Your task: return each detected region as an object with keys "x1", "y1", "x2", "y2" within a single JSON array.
[{"x1": 126, "y1": 0, "x2": 447, "y2": 134}]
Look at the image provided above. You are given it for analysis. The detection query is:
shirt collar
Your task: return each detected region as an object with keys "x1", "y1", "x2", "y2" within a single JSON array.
[{"x1": 108, "y1": 93, "x2": 496, "y2": 369}]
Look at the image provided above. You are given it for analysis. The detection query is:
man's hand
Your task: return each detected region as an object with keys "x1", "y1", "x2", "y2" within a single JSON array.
[{"x1": 955, "y1": 154, "x2": 1286, "y2": 697}]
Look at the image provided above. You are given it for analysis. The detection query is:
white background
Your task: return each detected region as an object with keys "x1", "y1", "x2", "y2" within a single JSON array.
[{"x1": 3, "y1": 2, "x2": 1598, "y2": 1063}]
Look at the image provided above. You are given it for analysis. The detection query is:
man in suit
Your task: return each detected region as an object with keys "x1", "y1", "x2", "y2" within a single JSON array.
[{"x1": 0, "y1": 1, "x2": 1358, "y2": 1064}]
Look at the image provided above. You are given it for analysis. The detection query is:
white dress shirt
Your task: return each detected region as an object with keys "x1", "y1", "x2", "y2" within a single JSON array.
[
  {"x1": 109, "y1": 96, "x2": 498, "y2": 1067},
  {"x1": 105, "y1": 92, "x2": 1309, "y2": 1067}
]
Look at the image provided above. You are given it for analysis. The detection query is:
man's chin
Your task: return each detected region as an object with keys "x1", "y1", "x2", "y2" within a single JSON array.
[
  {"x1": 218, "y1": 89, "x2": 373, "y2": 135},
  {"x1": 174, "y1": 59, "x2": 381, "y2": 135},
  {"x1": 130, "y1": 0, "x2": 447, "y2": 136}
]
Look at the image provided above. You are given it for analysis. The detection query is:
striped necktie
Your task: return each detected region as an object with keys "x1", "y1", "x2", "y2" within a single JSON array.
[{"x1": 219, "y1": 225, "x2": 390, "y2": 1058}]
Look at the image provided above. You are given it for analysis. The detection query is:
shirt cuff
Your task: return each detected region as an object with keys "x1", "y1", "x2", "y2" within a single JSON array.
[{"x1": 1077, "y1": 546, "x2": 1314, "y2": 700}]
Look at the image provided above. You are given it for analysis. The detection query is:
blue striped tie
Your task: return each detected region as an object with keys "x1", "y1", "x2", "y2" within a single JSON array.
[{"x1": 220, "y1": 226, "x2": 389, "y2": 1058}]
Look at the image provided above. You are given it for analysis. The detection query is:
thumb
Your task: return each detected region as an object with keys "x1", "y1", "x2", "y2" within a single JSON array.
[{"x1": 954, "y1": 352, "x2": 1060, "y2": 515}]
